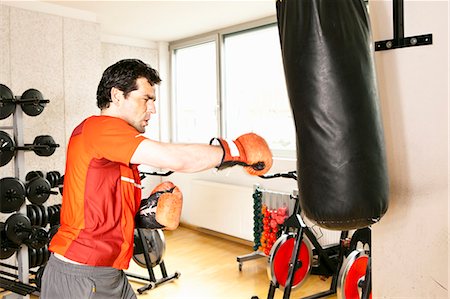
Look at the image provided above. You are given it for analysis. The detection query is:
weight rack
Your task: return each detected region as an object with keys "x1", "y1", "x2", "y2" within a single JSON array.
[{"x1": 1, "y1": 87, "x2": 56, "y2": 298}]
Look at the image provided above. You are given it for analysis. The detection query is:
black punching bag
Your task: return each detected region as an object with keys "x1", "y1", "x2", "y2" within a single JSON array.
[{"x1": 276, "y1": 0, "x2": 389, "y2": 230}]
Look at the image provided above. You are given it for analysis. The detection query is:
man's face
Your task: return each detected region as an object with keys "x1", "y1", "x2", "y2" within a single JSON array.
[{"x1": 120, "y1": 77, "x2": 156, "y2": 133}]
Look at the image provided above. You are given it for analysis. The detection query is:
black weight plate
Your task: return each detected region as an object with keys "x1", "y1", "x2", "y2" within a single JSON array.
[
  {"x1": 0, "y1": 177, "x2": 26, "y2": 213},
  {"x1": 35, "y1": 265, "x2": 45, "y2": 290},
  {"x1": 0, "y1": 131, "x2": 15, "y2": 166},
  {"x1": 45, "y1": 172, "x2": 56, "y2": 188},
  {"x1": 5, "y1": 213, "x2": 31, "y2": 245},
  {"x1": 33, "y1": 135, "x2": 58, "y2": 157},
  {"x1": 49, "y1": 206, "x2": 60, "y2": 227},
  {"x1": 0, "y1": 222, "x2": 18, "y2": 259},
  {"x1": 48, "y1": 224, "x2": 59, "y2": 241},
  {"x1": 27, "y1": 205, "x2": 37, "y2": 226},
  {"x1": 26, "y1": 171, "x2": 43, "y2": 182},
  {"x1": 42, "y1": 245, "x2": 49, "y2": 264},
  {"x1": 33, "y1": 204, "x2": 43, "y2": 227},
  {"x1": 35, "y1": 247, "x2": 44, "y2": 267},
  {"x1": 132, "y1": 229, "x2": 165, "y2": 268},
  {"x1": 39, "y1": 204, "x2": 48, "y2": 227},
  {"x1": 20, "y1": 89, "x2": 46, "y2": 117},
  {"x1": 0, "y1": 84, "x2": 15, "y2": 120},
  {"x1": 27, "y1": 177, "x2": 51, "y2": 205},
  {"x1": 29, "y1": 248, "x2": 37, "y2": 268}
]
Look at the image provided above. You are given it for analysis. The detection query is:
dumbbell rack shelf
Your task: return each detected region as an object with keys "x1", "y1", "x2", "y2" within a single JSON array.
[{"x1": 1, "y1": 104, "x2": 35, "y2": 298}]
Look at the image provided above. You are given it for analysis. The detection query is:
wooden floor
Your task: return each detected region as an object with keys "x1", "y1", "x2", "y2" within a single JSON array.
[
  {"x1": 4, "y1": 226, "x2": 337, "y2": 299},
  {"x1": 126, "y1": 226, "x2": 337, "y2": 299}
]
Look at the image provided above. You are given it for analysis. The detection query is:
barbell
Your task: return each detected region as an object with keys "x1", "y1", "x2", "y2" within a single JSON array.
[
  {"x1": 0, "y1": 84, "x2": 49, "y2": 119},
  {"x1": 0, "y1": 130, "x2": 59, "y2": 167}
]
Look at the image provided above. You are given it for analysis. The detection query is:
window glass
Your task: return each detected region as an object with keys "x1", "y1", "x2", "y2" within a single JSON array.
[
  {"x1": 173, "y1": 41, "x2": 218, "y2": 143},
  {"x1": 223, "y1": 25, "x2": 295, "y2": 155}
]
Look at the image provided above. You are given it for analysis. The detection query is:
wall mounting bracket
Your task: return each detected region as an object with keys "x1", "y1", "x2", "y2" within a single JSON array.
[{"x1": 374, "y1": 0, "x2": 433, "y2": 51}]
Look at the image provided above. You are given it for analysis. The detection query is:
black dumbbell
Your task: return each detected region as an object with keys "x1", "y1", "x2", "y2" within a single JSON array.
[
  {"x1": 0, "y1": 131, "x2": 60, "y2": 167},
  {"x1": 3, "y1": 214, "x2": 49, "y2": 249},
  {"x1": 0, "y1": 84, "x2": 49, "y2": 119}
]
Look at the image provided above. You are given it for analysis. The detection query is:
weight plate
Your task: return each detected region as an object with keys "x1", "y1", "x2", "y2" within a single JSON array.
[
  {"x1": 33, "y1": 135, "x2": 58, "y2": 157},
  {"x1": 0, "y1": 222, "x2": 18, "y2": 259},
  {"x1": 29, "y1": 248, "x2": 37, "y2": 268},
  {"x1": 35, "y1": 265, "x2": 45, "y2": 290},
  {"x1": 35, "y1": 247, "x2": 44, "y2": 267},
  {"x1": 5, "y1": 213, "x2": 31, "y2": 245},
  {"x1": 20, "y1": 89, "x2": 46, "y2": 117},
  {"x1": 0, "y1": 131, "x2": 15, "y2": 166},
  {"x1": 267, "y1": 233, "x2": 313, "y2": 289},
  {"x1": 27, "y1": 205, "x2": 37, "y2": 226},
  {"x1": 337, "y1": 249, "x2": 371, "y2": 299},
  {"x1": 0, "y1": 84, "x2": 15, "y2": 120},
  {"x1": 49, "y1": 206, "x2": 60, "y2": 227},
  {"x1": 42, "y1": 245, "x2": 50, "y2": 264},
  {"x1": 132, "y1": 229, "x2": 165, "y2": 268},
  {"x1": 26, "y1": 177, "x2": 51, "y2": 205},
  {"x1": 48, "y1": 224, "x2": 59, "y2": 241},
  {"x1": 0, "y1": 177, "x2": 26, "y2": 213},
  {"x1": 39, "y1": 204, "x2": 48, "y2": 227},
  {"x1": 26, "y1": 171, "x2": 43, "y2": 182}
]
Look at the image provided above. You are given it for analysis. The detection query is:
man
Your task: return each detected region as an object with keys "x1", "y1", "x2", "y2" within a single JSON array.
[{"x1": 41, "y1": 59, "x2": 272, "y2": 298}]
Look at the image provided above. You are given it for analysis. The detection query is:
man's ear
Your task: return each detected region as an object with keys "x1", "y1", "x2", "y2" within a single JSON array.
[{"x1": 110, "y1": 87, "x2": 123, "y2": 105}]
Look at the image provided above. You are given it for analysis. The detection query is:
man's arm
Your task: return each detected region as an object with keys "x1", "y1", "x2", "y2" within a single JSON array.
[{"x1": 130, "y1": 139, "x2": 223, "y2": 173}]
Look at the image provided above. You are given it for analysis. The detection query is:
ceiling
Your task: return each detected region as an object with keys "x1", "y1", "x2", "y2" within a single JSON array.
[{"x1": 44, "y1": 1, "x2": 277, "y2": 42}]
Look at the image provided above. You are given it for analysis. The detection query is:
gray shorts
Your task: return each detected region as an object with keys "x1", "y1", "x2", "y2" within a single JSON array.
[{"x1": 40, "y1": 254, "x2": 137, "y2": 299}]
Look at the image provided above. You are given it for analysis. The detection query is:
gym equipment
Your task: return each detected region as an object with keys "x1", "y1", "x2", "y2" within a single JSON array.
[
  {"x1": 0, "y1": 84, "x2": 15, "y2": 120},
  {"x1": 133, "y1": 229, "x2": 165, "y2": 268},
  {"x1": 0, "y1": 175, "x2": 58, "y2": 207},
  {"x1": 337, "y1": 249, "x2": 371, "y2": 299},
  {"x1": 128, "y1": 228, "x2": 181, "y2": 294},
  {"x1": 0, "y1": 177, "x2": 26, "y2": 213},
  {"x1": 26, "y1": 176, "x2": 58, "y2": 205},
  {"x1": 19, "y1": 89, "x2": 49, "y2": 117},
  {"x1": 125, "y1": 170, "x2": 180, "y2": 294},
  {"x1": 3, "y1": 213, "x2": 49, "y2": 249},
  {"x1": 0, "y1": 84, "x2": 49, "y2": 119},
  {"x1": 276, "y1": 0, "x2": 389, "y2": 230},
  {"x1": 251, "y1": 171, "x2": 372, "y2": 299},
  {"x1": 0, "y1": 222, "x2": 20, "y2": 259},
  {"x1": 0, "y1": 263, "x2": 39, "y2": 295},
  {"x1": 0, "y1": 131, "x2": 60, "y2": 166}
]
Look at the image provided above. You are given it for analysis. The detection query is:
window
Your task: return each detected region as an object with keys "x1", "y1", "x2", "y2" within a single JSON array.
[
  {"x1": 172, "y1": 40, "x2": 218, "y2": 143},
  {"x1": 222, "y1": 25, "x2": 295, "y2": 156},
  {"x1": 171, "y1": 19, "x2": 296, "y2": 158}
]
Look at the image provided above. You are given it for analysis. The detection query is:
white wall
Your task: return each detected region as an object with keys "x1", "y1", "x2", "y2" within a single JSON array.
[{"x1": 370, "y1": 1, "x2": 448, "y2": 298}]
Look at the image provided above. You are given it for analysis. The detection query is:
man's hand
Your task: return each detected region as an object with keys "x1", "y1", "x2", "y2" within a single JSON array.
[
  {"x1": 211, "y1": 133, "x2": 273, "y2": 176},
  {"x1": 135, "y1": 181, "x2": 183, "y2": 230}
]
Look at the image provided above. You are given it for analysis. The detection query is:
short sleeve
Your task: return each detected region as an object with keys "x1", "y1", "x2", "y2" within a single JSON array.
[{"x1": 84, "y1": 116, "x2": 146, "y2": 165}]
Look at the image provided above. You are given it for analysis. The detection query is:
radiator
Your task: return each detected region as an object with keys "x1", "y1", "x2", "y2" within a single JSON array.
[{"x1": 184, "y1": 180, "x2": 254, "y2": 241}]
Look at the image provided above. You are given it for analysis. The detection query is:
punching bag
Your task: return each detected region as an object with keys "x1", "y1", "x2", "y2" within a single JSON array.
[{"x1": 276, "y1": 0, "x2": 389, "y2": 230}]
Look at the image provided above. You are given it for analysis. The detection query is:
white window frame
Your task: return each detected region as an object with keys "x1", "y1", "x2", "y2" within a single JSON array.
[{"x1": 169, "y1": 16, "x2": 295, "y2": 158}]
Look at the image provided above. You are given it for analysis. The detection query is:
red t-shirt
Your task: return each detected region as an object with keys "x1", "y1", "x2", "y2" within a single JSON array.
[{"x1": 49, "y1": 115, "x2": 146, "y2": 269}]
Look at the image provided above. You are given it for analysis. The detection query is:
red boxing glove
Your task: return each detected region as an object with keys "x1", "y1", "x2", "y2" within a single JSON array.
[
  {"x1": 135, "y1": 181, "x2": 183, "y2": 230},
  {"x1": 210, "y1": 133, "x2": 273, "y2": 176}
]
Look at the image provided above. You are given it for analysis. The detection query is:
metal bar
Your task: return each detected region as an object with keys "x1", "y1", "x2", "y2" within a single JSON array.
[{"x1": 393, "y1": 0, "x2": 404, "y2": 40}]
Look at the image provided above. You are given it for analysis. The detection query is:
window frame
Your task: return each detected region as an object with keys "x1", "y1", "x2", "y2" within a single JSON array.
[{"x1": 169, "y1": 15, "x2": 295, "y2": 158}]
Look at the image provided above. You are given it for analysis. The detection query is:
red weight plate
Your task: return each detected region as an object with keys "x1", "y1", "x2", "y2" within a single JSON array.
[{"x1": 270, "y1": 234, "x2": 312, "y2": 288}]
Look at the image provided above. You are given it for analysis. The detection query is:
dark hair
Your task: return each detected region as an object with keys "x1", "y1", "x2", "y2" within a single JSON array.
[{"x1": 96, "y1": 59, "x2": 162, "y2": 109}]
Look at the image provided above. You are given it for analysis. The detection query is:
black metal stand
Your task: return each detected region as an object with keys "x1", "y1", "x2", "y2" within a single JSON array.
[
  {"x1": 126, "y1": 229, "x2": 180, "y2": 295},
  {"x1": 375, "y1": 0, "x2": 432, "y2": 51}
]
